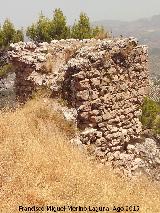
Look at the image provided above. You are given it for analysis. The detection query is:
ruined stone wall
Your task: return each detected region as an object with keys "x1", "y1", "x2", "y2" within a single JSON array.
[
  {"x1": 8, "y1": 38, "x2": 149, "y2": 158},
  {"x1": 9, "y1": 40, "x2": 84, "y2": 101},
  {"x1": 62, "y1": 38, "x2": 149, "y2": 156},
  {"x1": 0, "y1": 49, "x2": 8, "y2": 67}
]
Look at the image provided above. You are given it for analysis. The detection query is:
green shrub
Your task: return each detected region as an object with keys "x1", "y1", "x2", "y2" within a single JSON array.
[
  {"x1": 153, "y1": 115, "x2": 160, "y2": 134},
  {"x1": 141, "y1": 97, "x2": 160, "y2": 133}
]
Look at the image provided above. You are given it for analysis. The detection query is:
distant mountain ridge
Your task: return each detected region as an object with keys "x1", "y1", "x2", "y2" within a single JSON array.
[{"x1": 93, "y1": 14, "x2": 160, "y2": 48}]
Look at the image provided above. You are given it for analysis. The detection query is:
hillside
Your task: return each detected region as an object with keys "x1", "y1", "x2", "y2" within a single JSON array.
[
  {"x1": 0, "y1": 98, "x2": 160, "y2": 212},
  {"x1": 93, "y1": 15, "x2": 160, "y2": 48},
  {"x1": 149, "y1": 48, "x2": 160, "y2": 79}
]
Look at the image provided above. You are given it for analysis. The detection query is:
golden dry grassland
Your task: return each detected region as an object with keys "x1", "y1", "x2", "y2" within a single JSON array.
[{"x1": 0, "y1": 99, "x2": 160, "y2": 213}]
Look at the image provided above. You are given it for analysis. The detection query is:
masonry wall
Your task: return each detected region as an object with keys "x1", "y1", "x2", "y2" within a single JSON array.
[
  {"x1": 62, "y1": 38, "x2": 149, "y2": 156},
  {"x1": 9, "y1": 38, "x2": 149, "y2": 158}
]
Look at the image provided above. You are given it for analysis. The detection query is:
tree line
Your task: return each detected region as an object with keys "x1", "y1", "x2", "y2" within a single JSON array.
[{"x1": 0, "y1": 8, "x2": 109, "y2": 48}]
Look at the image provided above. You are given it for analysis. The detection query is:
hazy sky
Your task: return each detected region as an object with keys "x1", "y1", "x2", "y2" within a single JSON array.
[{"x1": 0, "y1": 0, "x2": 160, "y2": 28}]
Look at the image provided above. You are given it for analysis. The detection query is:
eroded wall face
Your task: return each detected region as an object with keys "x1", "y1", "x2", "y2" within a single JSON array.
[
  {"x1": 13, "y1": 63, "x2": 36, "y2": 102},
  {"x1": 63, "y1": 39, "x2": 149, "y2": 154},
  {"x1": 9, "y1": 40, "x2": 85, "y2": 102},
  {"x1": 9, "y1": 38, "x2": 149, "y2": 156}
]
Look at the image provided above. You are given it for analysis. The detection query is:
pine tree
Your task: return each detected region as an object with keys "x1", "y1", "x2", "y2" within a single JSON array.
[
  {"x1": 0, "y1": 19, "x2": 24, "y2": 47},
  {"x1": 50, "y1": 8, "x2": 70, "y2": 40},
  {"x1": 71, "y1": 13, "x2": 92, "y2": 39},
  {"x1": 26, "y1": 12, "x2": 51, "y2": 42},
  {"x1": 26, "y1": 9, "x2": 108, "y2": 42},
  {"x1": 13, "y1": 29, "x2": 24, "y2": 43}
]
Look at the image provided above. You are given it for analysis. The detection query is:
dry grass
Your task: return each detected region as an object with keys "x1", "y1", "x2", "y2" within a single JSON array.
[
  {"x1": 0, "y1": 98, "x2": 160, "y2": 213},
  {"x1": 40, "y1": 58, "x2": 53, "y2": 74}
]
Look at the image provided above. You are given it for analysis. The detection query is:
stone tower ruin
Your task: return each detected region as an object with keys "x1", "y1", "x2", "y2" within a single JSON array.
[{"x1": 9, "y1": 37, "x2": 149, "y2": 158}]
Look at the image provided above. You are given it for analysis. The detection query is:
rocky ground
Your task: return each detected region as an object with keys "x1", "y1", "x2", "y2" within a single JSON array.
[{"x1": 112, "y1": 136, "x2": 160, "y2": 181}]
